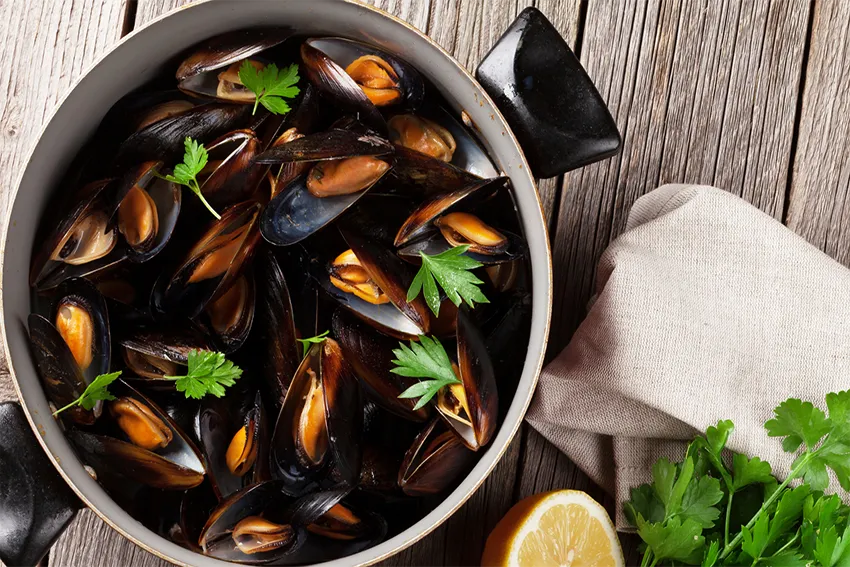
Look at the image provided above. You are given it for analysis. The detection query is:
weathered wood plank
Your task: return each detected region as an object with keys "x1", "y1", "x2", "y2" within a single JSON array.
[
  {"x1": 548, "y1": 0, "x2": 811, "y2": 355},
  {"x1": 785, "y1": 1, "x2": 850, "y2": 265}
]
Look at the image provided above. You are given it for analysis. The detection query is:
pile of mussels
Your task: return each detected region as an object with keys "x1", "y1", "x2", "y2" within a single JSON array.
[{"x1": 27, "y1": 28, "x2": 531, "y2": 564}]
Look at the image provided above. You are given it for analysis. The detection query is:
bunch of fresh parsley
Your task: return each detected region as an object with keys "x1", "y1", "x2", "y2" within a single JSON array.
[{"x1": 625, "y1": 391, "x2": 850, "y2": 567}]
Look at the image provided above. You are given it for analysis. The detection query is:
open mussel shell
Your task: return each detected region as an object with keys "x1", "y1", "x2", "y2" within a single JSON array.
[
  {"x1": 253, "y1": 249, "x2": 300, "y2": 410},
  {"x1": 198, "y1": 480, "x2": 303, "y2": 564},
  {"x1": 198, "y1": 389, "x2": 270, "y2": 500},
  {"x1": 271, "y1": 339, "x2": 362, "y2": 494},
  {"x1": 397, "y1": 226, "x2": 526, "y2": 266},
  {"x1": 69, "y1": 426, "x2": 205, "y2": 490},
  {"x1": 176, "y1": 28, "x2": 293, "y2": 102},
  {"x1": 254, "y1": 128, "x2": 394, "y2": 164},
  {"x1": 435, "y1": 308, "x2": 498, "y2": 451},
  {"x1": 332, "y1": 309, "x2": 430, "y2": 422},
  {"x1": 52, "y1": 277, "x2": 111, "y2": 383},
  {"x1": 160, "y1": 201, "x2": 262, "y2": 318},
  {"x1": 88, "y1": 264, "x2": 157, "y2": 326},
  {"x1": 28, "y1": 313, "x2": 99, "y2": 424},
  {"x1": 398, "y1": 417, "x2": 475, "y2": 497},
  {"x1": 115, "y1": 103, "x2": 252, "y2": 168},
  {"x1": 30, "y1": 179, "x2": 127, "y2": 291},
  {"x1": 323, "y1": 227, "x2": 430, "y2": 339},
  {"x1": 199, "y1": 271, "x2": 255, "y2": 354},
  {"x1": 307, "y1": 38, "x2": 424, "y2": 110},
  {"x1": 114, "y1": 161, "x2": 182, "y2": 263},
  {"x1": 121, "y1": 327, "x2": 211, "y2": 388},
  {"x1": 393, "y1": 175, "x2": 507, "y2": 247},
  {"x1": 199, "y1": 130, "x2": 265, "y2": 208}
]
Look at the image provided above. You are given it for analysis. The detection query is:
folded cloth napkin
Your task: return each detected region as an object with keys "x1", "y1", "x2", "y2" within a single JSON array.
[{"x1": 525, "y1": 184, "x2": 850, "y2": 528}]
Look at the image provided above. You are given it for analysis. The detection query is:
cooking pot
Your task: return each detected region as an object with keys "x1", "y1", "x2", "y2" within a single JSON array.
[{"x1": 0, "y1": 1, "x2": 619, "y2": 565}]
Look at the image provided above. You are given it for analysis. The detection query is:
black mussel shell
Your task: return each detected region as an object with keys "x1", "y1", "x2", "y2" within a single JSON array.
[
  {"x1": 159, "y1": 201, "x2": 262, "y2": 318},
  {"x1": 52, "y1": 277, "x2": 111, "y2": 383},
  {"x1": 115, "y1": 103, "x2": 252, "y2": 168},
  {"x1": 199, "y1": 130, "x2": 266, "y2": 208},
  {"x1": 88, "y1": 263, "x2": 157, "y2": 326},
  {"x1": 397, "y1": 226, "x2": 526, "y2": 266},
  {"x1": 197, "y1": 389, "x2": 269, "y2": 500},
  {"x1": 271, "y1": 339, "x2": 362, "y2": 494},
  {"x1": 178, "y1": 481, "x2": 219, "y2": 551},
  {"x1": 397, "y1": 418, "x2": 475, "y2": 497},
  {"x1": 198, "y1": 271, "x2": 255, "y2": 354},
  {"x1": 198, "y1": 480, "x2": 303, "y2": 564},
  {"x1": 253, "y1": 249, "x2": 300, "y2": 410},
  {"x1": 435, "y1": 308, "x2": 498, "y2": 451},
  {"x1": 254, "y1": 128, "x2": 394, "y2": 164},
  {"x1": 28, "y1": 314, "x2": 98, "y2": 424},
  {"x1": 69, "y1": 429, "x2": 205, "y2": 490},
  {"x1": 332, "y1": 309, "x2": 429, "y2": 422},
  {"x1": 387, "y1": 145, "x2": 493, "y2": 200},
  {"x1": 121, "y1": 326, "x2": 211, "y2": 388}
]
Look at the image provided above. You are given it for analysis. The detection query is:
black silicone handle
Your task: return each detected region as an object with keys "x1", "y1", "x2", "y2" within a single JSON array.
[
  {"x1": 476, "y1": 7, "x2": 621, "y2": 178},
  {"x1": 0, "y1": 402, "x2": 81, "y2": 567}
]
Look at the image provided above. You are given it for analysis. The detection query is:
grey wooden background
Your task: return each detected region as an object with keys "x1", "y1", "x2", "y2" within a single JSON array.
[{"x1": 0, "y1": 0, "x2": 848, "y2": 565}]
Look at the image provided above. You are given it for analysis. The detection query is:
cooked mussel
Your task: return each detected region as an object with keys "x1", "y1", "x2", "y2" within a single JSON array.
[
  {"x1": 121, "y1": 327, "x2": 211, "y2": 387},
  {"x1": 197, "y1": 130, "x2": 265, "y2": 207},
  {"x1": 110, "y1": 397, "x2": 173, "y2": 450},
  {"x1": 198, "y1": 389, "x2": 269, "y2": 500},
  {"x1": 434, "y1": 308, "x2": 498, "y2": 451},
  {"x1": 271, "y1": 339, "x2": 362, "y2": 493},
  {"x1": 198, "y1": 480, "x2": 302, "y2": 563},
  {"x1": 388, "y1": 114, "x2": 456, "y2": 162},
  {"x1": 52, "y1": 277, "x2": 111, "y2": 382},
  {"x1": 397, "y1": 418, "x2": 475, "y2": 497},
  {"x1": 159, "y1": 201, "x2": 261, "y2": 318},
  {"x1": 200, "y1": 272, "x2": 255, "y2": 354},
  {"x1": 332, "y1": 309, "x2": 430, "y2": 421}
]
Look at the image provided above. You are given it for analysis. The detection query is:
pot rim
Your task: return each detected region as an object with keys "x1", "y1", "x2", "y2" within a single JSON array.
[{"x1": 0, "y1": 1, "x2": 553, "y2": 565}]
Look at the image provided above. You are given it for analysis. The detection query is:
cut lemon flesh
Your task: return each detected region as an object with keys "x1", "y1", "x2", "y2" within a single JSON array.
[{"x1": 482, "y1": 490, "x2": 623, "y2": 567}]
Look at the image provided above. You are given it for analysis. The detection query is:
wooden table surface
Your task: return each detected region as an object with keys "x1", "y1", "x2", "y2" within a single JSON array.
[{"x1": 1, "y1": 0, "x2": 848, "y2": 565}]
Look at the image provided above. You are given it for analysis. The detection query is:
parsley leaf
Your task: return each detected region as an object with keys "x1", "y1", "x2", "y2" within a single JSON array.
[
  {"x1": 164, "y1": 350, "x2": 242, "y2": 400},
  {"x1": 407, "y1": 245, "x2": 489, "y2": 316},
  {"x1": 296, "y1": 330, "x2": 330, "y2": 358},
  {"x1": 636, "y1": 514, "x2": 705, "y2": 564},
  {"x1": 680, "y1": 475, "x2": 724, "y2": 528},
  {"x1": 765, "y1": 398, "x2": 831, "y2": 452},
  {"x1": 164, "y1": 137, "x2": 220, "y2": 219},
  {"x1": 732, "y1": 453, "x2": 774, "y2": 490},
  {"x1": 238, "y1": 61, "x2": 300, "y2": 116},
  {"x1": 52, "y1": 371, "x2": 121, "y2": 416},
  {"x1": 391, "y1": 335, "x2": 461, "y2": 410}
]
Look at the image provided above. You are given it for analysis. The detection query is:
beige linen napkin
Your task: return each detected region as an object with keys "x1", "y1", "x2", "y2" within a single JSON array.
[{"x1": 526, "y1": 183, "x2": 850, "y2": 527}]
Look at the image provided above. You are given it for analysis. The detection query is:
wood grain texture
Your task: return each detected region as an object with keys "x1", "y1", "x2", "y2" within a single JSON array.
[
  {"x1": 786, "y1": 0, "x2": 850, "y2": 265},
  {"x1": 548, "y1": 0, "x2": 811, "y2": 354}
]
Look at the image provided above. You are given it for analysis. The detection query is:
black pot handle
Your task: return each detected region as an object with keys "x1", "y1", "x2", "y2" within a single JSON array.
[
  {"x1": 476, "y1": 7, "x2": 621, "y2": 179},
  {"x1": 0, "y1": 402, "x2": 81, "y2": 567}
]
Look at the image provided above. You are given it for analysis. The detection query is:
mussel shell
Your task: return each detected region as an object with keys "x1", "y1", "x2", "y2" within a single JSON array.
[
  {"x1": 393, "y1": 176, "x2": 507, "y2": 247},
  {"x1": 387, "y1": 145, "x2": 492, "y2": 199},
  {"x1": 28, "y1": 314, "x2": 98, "y2": 424},
  {"x1": 115, "y1": 103, "x2": 252, "y2": 168},
  {"x1": 338, "y1": 226, "x2": 430, "y2": 336},
  {"x1": 397, "y1": 418, "x2": 475, "y2": 497},
  {"x1": 198, "y1": 389, "x2": 269, "y2": 500},
  {"x1": 397, "y1": 227, "x2": 526, "y2": 266},
  {"x1": 260, "y1": 169, "x2": 388, "y2": 247},
  {"x1": 69, "y1": 429, "x2": 205, "y2": 490},
  {"x1": 254, "y1": 128, "x2": 394, "y2": 164},
  {"x1": 253, "y1": 249, "x2": 300, "y2": 410},
  {"x1": 307, "y1": 38, "x2": 424, "y2": 110},
  {"x1": 121, "y1": 326, "x2": 211, "y2": 388},
  {"x1": 52, "y1": 277, "x2": 111, "y2": 383},
  {"x1": 88, "y1": 263, "x2": 157, "y2": 326},
  {"x1": 332, "y1": 309, "x2": 429, "y2": 421},
  {"x1": 160, "y1": 201, "x2": 262, "y2": 318},
  {"x1": 198, "y1": 480, "x2": 303, "y2": 564},
  {"x1": 300, "y1": 42, "x2": 386, "y2": 133},
  {"x1": 200, "y1": 129, "x2": 266, "y2": 208},
  {"x1": 437, "y1": 308, "x2": 498, "y2": 451},
  {"x1": 198, "y1": 271, "x2": 256, "y2": 354},
  {"x1": 271, "y1": 339, "x2": 362, "y2": 494},
  {"x1": 178, "y1": 481, "x2": 219, "y2": 551}
]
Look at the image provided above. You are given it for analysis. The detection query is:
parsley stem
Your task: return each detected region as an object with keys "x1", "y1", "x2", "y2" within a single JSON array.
[
  {"x1": 719, "y1": 452, "x2": 813, "y2": 560},
  {"x1": 190, "y1": 181, "x2": 221, "y2": 220},
  {"x1": 640, "y1": 549, "x2": 653, "y2": 567},
  {"x1": 770, "y1": 529, "x2": 800, "y2": 558},
  {"x1": 724, "y1": 491, "x2": 733, "y2": 549},
  {"x1": 52, "y1": 400, "x2": 79, "y2": 417},
  {"x1": 252, "y1": 96, "x2": 261, "y2": 116}
]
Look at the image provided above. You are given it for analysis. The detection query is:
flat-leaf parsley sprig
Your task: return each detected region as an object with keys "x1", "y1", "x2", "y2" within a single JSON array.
[
  {"x1": 407, "y1": 245, "x2": 489, "y2": 317},
  {"x1": 296, "y1": 330, "x2": 330, "y2": 358},
  {"x1": 391, "y1": 335, "x2": 460, "y2": 410},
  {"x1": 238, "y1": 61, "x2": 300, "y2": 116},
  {"x1": 164, "y1": 137, "x2": 220, "y2": 219},
  {"x1": 52, "y1": 371, "x2": 121, "y2": 416},
  {"x1": 164, "y1": 349, "x2": 243, "y2": 399}
]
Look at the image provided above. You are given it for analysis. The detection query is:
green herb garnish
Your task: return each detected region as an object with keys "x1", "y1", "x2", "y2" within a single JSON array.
[
  {"x1": 164, "y1": 137, "x2": 219, "y2": 219},
  {"x1": 407, "y1": 245, "x2": 489, "y2": 317},
  {"x1": 164, "y1": 349, "x2": 243, "y2": 400},
  {"x1": 52, "y1": 371, "x2": 121, "y2": 416},
  {"x1": 238, "y1": 61, "x2": 300, "y2": 116},
  {"x1": 296, "y1": 330, "x2": 330, "y2": 357},
  {"x1": 625, "y1": 391, "x2": 850, "y2": 567},
  {"x1": 391, "y1": 335, "x2": 460, "y2": 410}
]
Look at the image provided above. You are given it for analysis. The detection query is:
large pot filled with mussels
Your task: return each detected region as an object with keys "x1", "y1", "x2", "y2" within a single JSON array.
[{"x1": 0, "y1": 2, "x2": 619, "y2": 566}]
